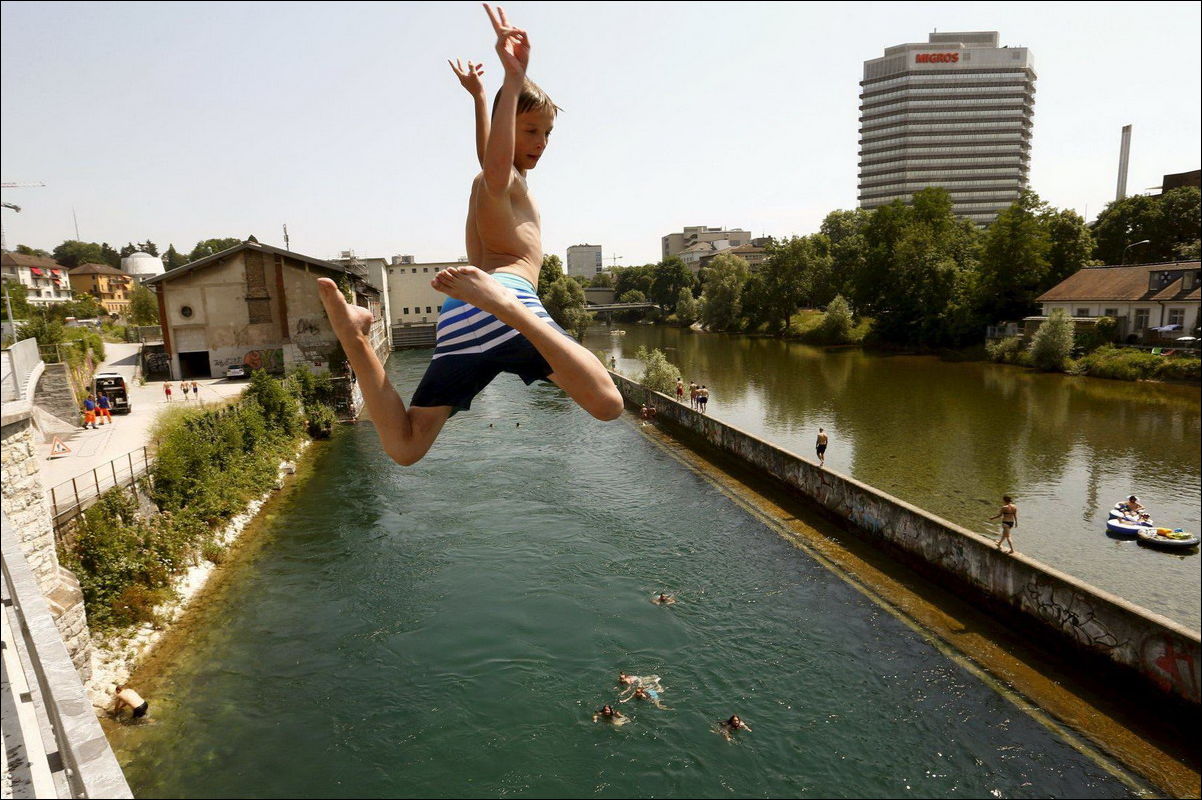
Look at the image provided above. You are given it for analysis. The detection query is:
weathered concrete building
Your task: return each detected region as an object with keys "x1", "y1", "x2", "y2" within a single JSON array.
[{"x1": 143, "y1": 240, "x2": 386, "y2": 379}]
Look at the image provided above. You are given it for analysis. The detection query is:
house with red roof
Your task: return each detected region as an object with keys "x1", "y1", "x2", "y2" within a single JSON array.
[{"x1": 0, "y1": 252, "x2": 74, "y2": 307}]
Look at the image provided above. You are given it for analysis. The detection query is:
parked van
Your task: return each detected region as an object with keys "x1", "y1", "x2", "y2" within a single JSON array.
[{"x1": 93, "y1": 372, "x2": 132, "y2": 414}]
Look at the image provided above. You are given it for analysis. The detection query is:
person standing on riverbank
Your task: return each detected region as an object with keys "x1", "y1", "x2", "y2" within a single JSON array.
[
  {"x1": 989, "y1": 496, "x2": 1018, "y2": 553},
  {"x1": 816, "y1": 428, "x2": 828, "y2": 467}
]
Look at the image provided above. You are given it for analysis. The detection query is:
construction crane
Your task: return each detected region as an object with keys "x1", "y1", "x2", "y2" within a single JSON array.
[{"x1": 0, "y1": 182, "x2": 45, "y2": 253}]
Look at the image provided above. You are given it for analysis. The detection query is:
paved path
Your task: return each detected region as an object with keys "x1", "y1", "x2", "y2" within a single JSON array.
[{"x1": 38, "y1": 342, "x2": 249, "y2": 497}]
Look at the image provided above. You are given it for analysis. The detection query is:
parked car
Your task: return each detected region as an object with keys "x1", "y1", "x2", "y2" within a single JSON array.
[
  {"x1": 225, "y1": 364, "x2": 247, "y2": 379},
  {"x1": 93, "y1": 372, "x2": 132, "y2": 414}
]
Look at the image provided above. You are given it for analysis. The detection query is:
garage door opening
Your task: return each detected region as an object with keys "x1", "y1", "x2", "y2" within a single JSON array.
[{"x1": 178, "y1": 351, "x2": 212, "y2": 379}]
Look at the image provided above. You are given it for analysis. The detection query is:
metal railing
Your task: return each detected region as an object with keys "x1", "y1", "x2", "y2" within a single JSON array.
[{"x1": 49, "y1": 447, "x2": 153, "y2": 541}]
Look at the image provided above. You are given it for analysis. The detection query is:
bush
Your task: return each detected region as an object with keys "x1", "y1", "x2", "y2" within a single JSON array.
[
  {"x1": 1028, "y1": 309, "x2": 1075, "y2": 371},
  {"x1": 1073, "y1": 345, "x2": 1202, "y2": 381},
  {"x1": 676, "y1": 287, "x2": 700, "y2": 327},
  {"x1": 634, "y1": 346, "x2": 682, "y2": 394},
  {"x1": 306, "y1": 403, "x2": 337, "y2": 439},
  {"x1": 817, "y1": 295, "x2": 854, "y2": 343},
  {"x1": 987, "y1": 336, "x2": 1026, "y2": 364}
]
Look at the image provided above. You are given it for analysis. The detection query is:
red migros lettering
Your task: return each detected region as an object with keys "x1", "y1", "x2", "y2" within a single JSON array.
[{"x1": 915, "y1": 52, "x2": 960, "y2": 64}]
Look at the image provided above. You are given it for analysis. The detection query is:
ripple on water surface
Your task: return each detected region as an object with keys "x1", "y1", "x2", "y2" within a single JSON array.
[{"x1": 113, "y1": 352, "x2": 1142, "y2": 799}]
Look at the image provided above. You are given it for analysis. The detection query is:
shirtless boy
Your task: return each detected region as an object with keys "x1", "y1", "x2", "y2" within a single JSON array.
[{"x1": 316, "y1": 4, "x2": 622, "y2": 466}]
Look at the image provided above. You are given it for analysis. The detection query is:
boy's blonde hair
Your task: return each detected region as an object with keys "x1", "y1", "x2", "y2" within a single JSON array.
[{"x1": 492, "y1": 77, "x2": 562, "y2": 120}]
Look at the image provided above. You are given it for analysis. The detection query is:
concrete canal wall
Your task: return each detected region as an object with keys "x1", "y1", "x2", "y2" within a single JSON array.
[{"x1": 612, "y1": 373, "x2": 1202, "y2": 706}]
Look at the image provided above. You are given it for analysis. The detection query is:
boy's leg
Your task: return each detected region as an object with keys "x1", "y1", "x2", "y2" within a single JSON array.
[
  {"x1": 434, "y1": 267, "x2": 623, "y2": 421},
  {"x1": 317, "y1": 278, "x2": 453, "y2": 465}
]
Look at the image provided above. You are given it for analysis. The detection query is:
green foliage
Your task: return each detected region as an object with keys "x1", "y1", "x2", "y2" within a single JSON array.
[
  {"x1": 128, "y1": 283, "x2": 159, "y2": 325},
  {"x1": 58, "y1": 292, "x2": 106, "y2": 320},
  {"x1": 538, "y1": 254, "x2": 564, "y2": 296},
  {"x1": 540, "y1": 273, "x2": 593, "y2": 339},
  {"x1": 15, "y1": 244, "x2": 51, "y2": 257},
  {"x1": 634, "y1": 346, "x2": 681, "y2": 394},
  {"x1": 189, "y1": 237, "x2": 244, "y2": 262},
  {"x1": 306, "y1": 403, "x2": 337, "y2": 439},
  {"x1": 1092, "y1": 187, "x2": 1201, "y2": 264},
  {"x1": 245, "y1": 369, "x2": 303, "y2": 438},
  {"x1": 818, "y1": 295, "x2": 854, "y2": 342},
  {"x1": 52, "y1": 240, "x2": 121, "y2": 269},
  {"x1": 978, "y1": 190, "x2": 1050, "y2": 323},
  {"x1": 163, "y1": 244, "x2": 188, "y2": 270},
  {"x1": 700, "y1": 253, "x2": 750, "y2": 331},
  {"x1": 649, "y1": 257, "x2": 693, "y2": 310},
  {"x1": 1076, "y1": 316, "x2": 1118, "y2": 353},
  {"x1": 589, "y1": 271, "x2": 614, "y2": 288},
  {"x1": 752, "y1": 236, "x2": 829, "y2": 333},
  {"x1": 18, "y1": 315, "x2": 64, "y2": 349},
  {"x1": 675, "y1": 287, "x2": 700, "y2": 327},
  {"x1": 611, "y1": 263, "x2": 656, "y2": 299},
  {"x1": 1, "y1": 283, "x2": 32, "y2": 320},
  {"x1": 119, "y1": 240, "x2": 159, "y2": 258},
  {"x1": 1028, "y1": 309, "x2": 1075, "y2": 371},
  {"x1": 1073, "y1": 345, "x2": 1201, "y2": 381},
  {"x1": 1042, "y1": 207, "x2": 1096, "y2": 286},
  {"x1": 986, "y1": 336, "x2": 1029, "y2": 365}
]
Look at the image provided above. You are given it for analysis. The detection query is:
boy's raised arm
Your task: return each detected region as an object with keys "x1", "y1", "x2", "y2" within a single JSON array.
[
  {"x1": 449, "y1": 58, "x2": 490, "y2": 167},
  {"x1": 481, "y1": 3, "x2": 530, "y2": 195}
]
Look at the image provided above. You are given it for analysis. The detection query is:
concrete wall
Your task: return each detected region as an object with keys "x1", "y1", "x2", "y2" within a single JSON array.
[
  {"x1": 612, "y1": 373, "x2": 1202, "y2": 706},
  {"x1": 1, "y1": 415, "x2": 93, "y2": 678}
]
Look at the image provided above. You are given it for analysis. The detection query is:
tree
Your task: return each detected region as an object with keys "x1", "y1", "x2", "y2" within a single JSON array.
[
  {"x1": 589, "y1": 271, "x2": 614, "y2": 288},
  {"x1": 1, "y1": 284, "x2": 32, "y2": 320},
  {"x1": 14, "y1": 244, "x2": 51, "y2": 257},
  {"x1": 542, "y1": 274, "x2": 592, "y2": 340},
  {"x1": 612, "y1": 263, "x2": 655, "y2": 299},
  {"x1": 756, "y1": 236, "x2": 824, "y2": 333},
  {"x1": 53, "y1": 240, "x2": 120, "y2": 270},
  {"x1": 1091, "y1": 187, "x2": 1200, "y2": 265},
  {"x1": 699, "y1": 253, "x2": 749, "y2": 331},
  {"x1": 978, "y1": 190, "x2": 1051, "y2": 323},
  {"x1": 189, "y1": 238, "x2": 243, "y2": 262},
  {"x1": 1041, "y1": 207, "x2": 1095, "y2": 287},
  {"x1": 819, "y1": 208, "x2": 870, "y2": 302},
  {"x1": 128, "y1": 283, "x2": 160, "y2": 325},
  {"x1": 634, "y1": 346, "x2": 681, "y2": 395},
  {"x1": 649, "y1": 257, "x2": 693, "y2": 310},
  {"x1": 675, "y1": 287, "x2": 700, "y2": 327},
  {"x1": 538, "y1": 254, "x2": 564, "y2": 296},
  {"x1": 818, "y1": 294, "x2": 854, "y2": 342},
  {"x1": 616, "y1": 289, "x2": 648, "y2": 323},
  {"x1": 1028, "y1": 308, "x2": 1075, "y2": 371},
  {"x1": 163, "y1": 244, "x2": 187, "y2": 270},
  {"x1": 120, "y1": 240, "x2": 159, "y2": 258}
]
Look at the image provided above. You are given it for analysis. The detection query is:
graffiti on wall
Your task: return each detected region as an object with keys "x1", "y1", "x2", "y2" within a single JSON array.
[
  {"x1": 143, "y1": 350, "x2": 171, "y2": 376},
  {"x1": 211, "y1": 349, "x2": 285, "y2": 373},
  {"x1": 1140, "y1": 634, "x2": 1200, "y2": 700},
  {"x1": 1018, "y1": 575, "x2": 1127, "y2": 651},
  {"x1": 292, "y1": 316, "x2": 333, "y2": 362}
]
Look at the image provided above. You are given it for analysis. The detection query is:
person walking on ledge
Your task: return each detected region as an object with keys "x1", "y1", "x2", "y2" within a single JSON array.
[
  {"x1": 318, "y1": 4, "x2": 622, "y2": 467},
  {"x1": 989, "y1": 495, "x2": 1018, "y2": 553},
  {"x1": 816, "y1": 428, "x2": 828, "y2": 467}
]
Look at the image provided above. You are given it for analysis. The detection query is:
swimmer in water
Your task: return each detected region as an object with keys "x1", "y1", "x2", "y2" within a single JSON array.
[
  {"x1": 620, "y1": 685, "x2": 671, "y2": 710},
  {"x1": 618, "y1": 671, "x2": 639, "y2": 686},
  {"x1": 593, "y1": 704, "x2": 628, "y2": 725},
  {"x1": 617, "y1": 672, "x2": 664, "y2": 691},
  {"x1": 112, "y1": 684, "x2": 149, "y2": 720},
  {"x1": 717, "y1": 714, "x2": 751, "y2": 740},
  {"x1": 652, "y1": 592, "x2": 676, "y2": 605}
]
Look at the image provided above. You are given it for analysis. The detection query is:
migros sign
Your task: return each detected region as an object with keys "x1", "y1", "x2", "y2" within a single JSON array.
[{"x1": 916, "y1": 52, "x2": 960, "y2": 63}]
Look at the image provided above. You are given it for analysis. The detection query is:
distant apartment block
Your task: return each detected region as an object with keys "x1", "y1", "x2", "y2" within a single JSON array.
[
  {"x1": 662, "y1": 226, "x2": 751, "y2": 261},
  {"x1": 859, "y1": 31, "x2": 1036, "y2": 225},
  {"x1": 566, "y1": 244, "x2": 604, "y2": 278},
  {"x1": 1, "y1": 252, "x2": 74, "y2": 307}
]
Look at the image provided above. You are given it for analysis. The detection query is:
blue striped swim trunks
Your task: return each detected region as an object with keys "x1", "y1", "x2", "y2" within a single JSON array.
[{"x1": 410, "y1": 271, "x2": 570, "y2": 414}]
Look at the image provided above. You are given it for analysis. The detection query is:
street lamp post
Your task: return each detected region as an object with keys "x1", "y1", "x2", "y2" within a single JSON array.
[{"x1": 1121, "y1": 239, "x2": 1151, "y2": 265}]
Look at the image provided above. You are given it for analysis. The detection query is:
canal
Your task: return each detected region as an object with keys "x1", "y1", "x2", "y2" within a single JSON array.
[
  {"x1": 109, "y1": 350, "x2": 1145, "y2": 798},
  {"x1": 594, "y1": 325, "x2": 1201, "y2": 631}
]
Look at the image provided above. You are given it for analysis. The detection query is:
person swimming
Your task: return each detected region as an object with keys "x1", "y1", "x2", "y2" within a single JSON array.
[
  {"x1": 652, "y1": 592, "x2": 676, "y2": 605},
  {"x1": 617, "y1": 672, "x2": 663, "y2": 691},
  {"x1": 593, "y1": 704, "x2": 628, "y2": 725},
  {"x1": 620, "y1": 684, "x2": 670, "y2": 709},
  {"x1": 717, "y1": 714, "x2": 752, "y2": 740}
]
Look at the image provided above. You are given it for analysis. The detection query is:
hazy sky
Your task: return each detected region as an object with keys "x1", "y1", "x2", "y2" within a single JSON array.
[{"x1": 2, "y1": 1, "x2": 1199, "y2": 266}]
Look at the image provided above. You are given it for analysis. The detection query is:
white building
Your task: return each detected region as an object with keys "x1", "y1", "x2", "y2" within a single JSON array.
[
  {"x1": 0, "y1": 252, "x2": 74, "y2": 307},
  {"x1": 385, "y1": 256, "x2": 468, "y2": 326},
  {"x1": 662, "y1": 227, "x2": 751, "y2": 261},
  {"x1": 566, "y1": 244, "x2": 604, "y2": 278},
  {"x1": 121, "y1": 251, "x2": 165, "y2": 281},
  {"x1": 1036, "y1": 262, "x2": 1200, "y2": 342},
  {"x1": 859, "y1": 31, "x2": 1036, "y2": 225}
]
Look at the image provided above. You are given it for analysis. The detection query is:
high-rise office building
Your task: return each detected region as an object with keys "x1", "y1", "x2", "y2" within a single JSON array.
[
  {"x1": 566, "y1": 244, "x2": 604, "y2": 278},
  {"x1": 858, "y1": 31, "x2": 1035, "y2": 225}
]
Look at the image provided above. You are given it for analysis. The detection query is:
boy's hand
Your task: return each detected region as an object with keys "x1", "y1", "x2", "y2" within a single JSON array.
[
  {"x1": 449, "y1": 58, "x2": 486, "y2": 97},
  {"x1": 484, "y1": 3, "x2": 529, "y2": 78}
]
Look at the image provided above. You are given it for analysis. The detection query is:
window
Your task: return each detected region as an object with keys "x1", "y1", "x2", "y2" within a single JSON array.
[
  {"x1": 1134, "y1": 309, "x2": 1150, "y2": 330},
  {"x1": 1076, "y1": 308, "x2": 1090, "y2": 318},
  {"x1": 412, "y1": 268, "x2": 417, "y2": 274},
  {"x1": 403, "y1": 307, "x2": 409, "y2": 314},
  {"x1": 180, "y1": 305, "x2": 194, "y2": 318},
  {"x1": 1104, "y1": 308, "x2": 1119, "y2": 318},
  {"x1": 1168, "y1": 308, "x2": 1185, "y2": 327},
  {"x1": 426, "y1": 306, "x2": 432, "y2": 313},
  {"x1": 423, "y1": 268, "x2": 429, "y2": 273}
]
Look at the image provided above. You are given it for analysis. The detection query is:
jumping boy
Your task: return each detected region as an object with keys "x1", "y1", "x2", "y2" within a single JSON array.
[{"x1": 317, "y1": 4, "x2": 622, "y2": 466}]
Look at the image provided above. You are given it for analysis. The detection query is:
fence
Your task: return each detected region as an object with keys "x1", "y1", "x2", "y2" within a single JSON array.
[
  {"x1": 2, "y1": 336, "x2": 42, "y2": 401},
  {"x1": 49, "y1": 447, "x2": 153, "y2": 544}
]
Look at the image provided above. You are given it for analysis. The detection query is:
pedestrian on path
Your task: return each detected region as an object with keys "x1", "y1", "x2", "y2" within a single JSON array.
[
  {"x1": 164, "y1": 382, "x2": 173, "y2": 402},
  {"x1": 82, "y1": 394, "x2": 99, "y2": 429},
  {"x1": 191, "y1": 380, "x2": 200, "y2": 400},
  {"x1": 97, "y1": 392, "x2": 113, "y2": 425}
]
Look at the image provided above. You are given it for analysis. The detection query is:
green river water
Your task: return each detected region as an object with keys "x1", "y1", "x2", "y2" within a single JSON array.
[{"x1": 107, "y1": 346, "x2": 1166, "y2": 798}]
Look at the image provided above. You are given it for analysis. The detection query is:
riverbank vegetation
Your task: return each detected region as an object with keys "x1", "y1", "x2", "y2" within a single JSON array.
[
  {"x1": 58, "y1": 369, "x2": 338, "y2": 631},
  {"x1": 571, "y1": 186, "x2": 1198, "y2": 357}
]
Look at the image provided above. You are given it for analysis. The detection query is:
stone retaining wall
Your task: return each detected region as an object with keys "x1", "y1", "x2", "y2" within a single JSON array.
[{"x1": 613, "y1": 373, "x2": 1202, "y2": 706}]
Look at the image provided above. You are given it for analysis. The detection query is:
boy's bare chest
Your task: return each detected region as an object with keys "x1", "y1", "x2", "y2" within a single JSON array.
[{"x1": 469, "y1": 176, "x2": 542, "y2": 262}]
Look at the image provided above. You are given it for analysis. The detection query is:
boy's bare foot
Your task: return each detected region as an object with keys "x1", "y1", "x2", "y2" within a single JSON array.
[
  {"x1": 431, "y1": 266, "x2": 522, "y2": 320},
  {"x1": 317, "y1": 278, "x2": 373, "y2": 340}
]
